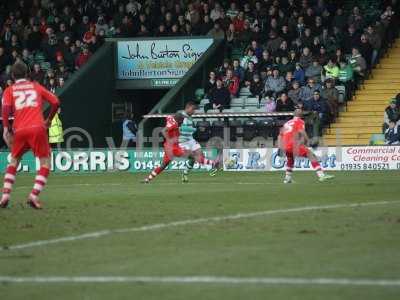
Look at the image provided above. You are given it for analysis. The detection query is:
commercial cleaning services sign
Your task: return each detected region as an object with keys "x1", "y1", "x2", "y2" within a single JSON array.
[{"x1": 117, "y1": 38, "x2": 213, "y2": 80}]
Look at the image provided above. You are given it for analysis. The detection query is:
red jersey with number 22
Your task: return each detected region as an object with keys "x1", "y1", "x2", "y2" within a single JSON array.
[
  {"x1": 2, "y1": 79, "x2": 59, "y2": 132},
  {"x1": 280, "y1": 117, "x2": 305, "y2": 149}
]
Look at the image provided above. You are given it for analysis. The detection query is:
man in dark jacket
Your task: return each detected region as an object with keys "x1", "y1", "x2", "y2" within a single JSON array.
[
  {"x1": 276, "y1": 92, "x2": 295, "y2": 112},
  {"x1": 342, "y1": 25, "x2": 360, "y2": 54},
  {"x1": 206, "y1": 78, "x2": 231, "y2": 112},
  {"x1": 384, "y1": 99, "x2": 400, "y2": 131},
  {"x1": 303, "y1": 90, "x2": 331, "y2": 136}
]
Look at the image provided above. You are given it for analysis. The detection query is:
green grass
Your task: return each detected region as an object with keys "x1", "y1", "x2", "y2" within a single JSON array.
[{"x1": 1, "y1": 171, "x2": 400, "y2": 300}]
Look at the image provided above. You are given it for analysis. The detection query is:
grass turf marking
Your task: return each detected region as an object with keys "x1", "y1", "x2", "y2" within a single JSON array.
[
  {"x1": 1, "y1": 200, "x2": 399, "y2": 252},
  {"x1": 0, "y1": 276, "x2": 399, "y2": 287}
]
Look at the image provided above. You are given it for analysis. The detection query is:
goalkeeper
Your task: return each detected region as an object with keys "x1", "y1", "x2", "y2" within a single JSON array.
[{"x1": 179, "y1": 101, "x2": 217, "y2": 183}]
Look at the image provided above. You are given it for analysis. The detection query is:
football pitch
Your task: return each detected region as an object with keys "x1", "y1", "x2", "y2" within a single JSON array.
[{"x1": 0, "y1": 171, "x2": 400, "y2": 300}]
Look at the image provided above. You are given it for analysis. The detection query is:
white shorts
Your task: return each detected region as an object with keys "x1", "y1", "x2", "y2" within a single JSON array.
[{"x1": 179, "y1": 140, "x2": 201, "y2": 152}]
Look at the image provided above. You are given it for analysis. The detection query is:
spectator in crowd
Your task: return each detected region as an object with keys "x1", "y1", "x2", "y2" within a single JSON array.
[
  {"x1": 56, "y1": 63, "x2": 70, "y2": 81},
  {"x1": 205, "y1": 71, "x2": 217, "y2": 97},
  {"x1": 232, "y1": 59, "x2": 245, "y2": 82},
  {"x1": 348, "y1": 7, "x2": 365, "y2": 31},
  {"x1": 208, "y1": 21, "x2": 225, "y2": 40},
  {"x1": 321, "y1": 79, "x2": 339, "y2": 119},
  {"x1": 334, "y1": 48, "x2": 346, "y2": 65},
  {"x1": 323, "y1": 58, "x2": 340, "y2": 81},
  {"x1": 250, "y1": 74, "x2": 263, "y2": 99},
  {"x1": 303, "y1": 90, "x2": 330, "y2": 136},
  {"x1": 47, "y1": 77, "x2": 57, "y2": 93},
  {"x1": 305, "y1": 59, "x2": 323, "y2": 82},
  {"x1": 258, "y1": 50, "x2": 273, "y2": 71},
  {"x1": 0, "y1": 65, "x2": 11, "y2": 87},
  {"x1": 27, "y1": 24, "x2": 43, "y2": 52},
  {"x1": 338, "y1": 60, "x2": 354, "y2": 99},
  {"x1": 226, "y1": 2, "x2": 239, "y2": 18},
  {"x1": 365, "y1": 25, "x2": 382, "y2": 67},
  {"x1": 217, "y1": 59, "x2": 231, "y2": 77},
  {"x1": 349, "y1": 47, "x2": 367, "y2": 78},
  {"x1": 0, "y1": 46, "x2": 12, "y2": 71},
  {"x1": 299, "y1": 47, "x2": 313, "y2": 69},
  {"x1": 206, "y1": 78, "x2": 231, "y2": 112},
  {"x1": 316, "y1": 46, "x2": 329, "y2": 66},
  {"x1": 75, "y1": 44, "x2": 92, "y2": 70},
  {"x1": 284, "y1": 71, "x2": 295, "y2": 90},
  {"x1": 210, "y1": 3, "x2": 223, "y2": 22},
  {"x1": 223, "y1": 69, "x2": 240, "y2": 97},
  {"x1": 288, "y1": 50, "x2": 298, "y2": 65},
  {"x1": 301, "y1": 28, "x2": 314, "y2": 50},
  {"x1": 359, "y1": 34, "x2": 373, "y2": 68},
  {"x1": 278, "y1": 56, "x2": 294, "y2": 76},
  {"x1": 294, "y1": 63, "x2": 306, "y2": 85},
  {"x1": 244, "y1": 61, "x2": 258, "y2": 87},
  {"x1": 30, "y1": 63, "x2": 44, "y2": 84},
  {"x1": 343, "y1": 25, "x2": 361, "y2": 54},
  {"x1": 300, "y1": 78, "x2": 321, "y2": 102},
  {"x1": 385, "y1": 121, "x2": 400, "y2": 145},
  {"x1": 250, "y1": 40, "x2": 263, "y2": 60},
  {"x1": 240, "y1": 47, "x2": 258, "y2": 69},
  {"x1": 264, "y1": 94, "x2": 277, "y2": 113},
  {"x1": 384, "y1": 99, "x2": 400, "y2": 131},
  {"x1": 265, "y1": 30, "x2": 284, "y2": 55},
  {"x1": 276, "y1": 92, "x2": 295, "y2": 112},
  {"x1": 288, "y1": 80, "x2": 302, "y2": 104},
  {"x1": 276, "y1": 40, "x2": 289, "y2": 59},
  {"x1": 333, "y1": 8, "x2": 347, "y2": 30},
  {"x1": 57, "y1": 77, "x2": 65, "y2": 91},
  {"x1": 122, "y1": 112, "x2": 137, "y2": 147},
  {"x1": 264, "y1": 68, "x2": 286, "y2": 97},
  {"x1": 21, "y1": 49, "x2": 34, "y2": 68}
]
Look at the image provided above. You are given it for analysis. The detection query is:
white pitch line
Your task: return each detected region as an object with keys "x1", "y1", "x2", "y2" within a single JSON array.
[
  {"x1": 1, "y1": 200, "x2": 399, "y2": 252},
  {"x1": 0, "y1": 276, "x2": 399, "y2": 287},
  {"x1": 13, "y1": 181, "x2": 279, "y2": 190}
]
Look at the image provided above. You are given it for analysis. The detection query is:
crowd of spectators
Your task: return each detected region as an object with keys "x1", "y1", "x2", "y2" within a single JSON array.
[
  {"x1": 200, "y1": 0, "x2": 399, "y2": 135},
  {"x1": 0, "y1": 1, "x2": 398, "y2": 135}
]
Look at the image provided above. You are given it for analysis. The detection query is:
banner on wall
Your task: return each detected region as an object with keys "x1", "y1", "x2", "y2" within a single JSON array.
[
  {"x1": 223, "y1": 146, "x2": 400, "y2": 171},
  {"x1": 117, "y1": 38, "x2": 213, "y2": 80},
  {"x1": 0, "y1": 149, "x2": 216, "y2": 173}
]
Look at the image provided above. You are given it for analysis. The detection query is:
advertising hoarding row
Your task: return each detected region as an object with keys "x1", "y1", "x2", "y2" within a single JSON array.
[
  {"x1": 0, "y1": 149, "x2": 215, "y2": 173},
  {"x1": 1, "y1": 146, "x2": 398, "y2": 173},
  {"x1": 223, "y1": 146, "x2": 400, "y2": 171}
]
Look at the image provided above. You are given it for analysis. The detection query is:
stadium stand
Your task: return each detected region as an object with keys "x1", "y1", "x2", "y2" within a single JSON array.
[
  {"x1": 326, "y1": 40, "x2": 400, "y2": 146},
  {"x1": 193, "y1": 0, "x2": 400, "y2": 145},
  {"x1": 0, "y1": 0, "x2": 399, "y2": 146}
]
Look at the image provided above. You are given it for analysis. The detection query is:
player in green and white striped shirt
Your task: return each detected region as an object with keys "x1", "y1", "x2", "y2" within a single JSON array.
[{"x1": 179, "y1": 102, "x2": 218, "y2": 182}]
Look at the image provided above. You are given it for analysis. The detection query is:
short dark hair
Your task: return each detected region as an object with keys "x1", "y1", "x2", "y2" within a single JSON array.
[
  {"x1": 11, "y1": 61, "x2": 28, "y2": 80},
  {"x1": 185, "y1": 101, "x2": 197, "y2": 108},
  {"x1": 174, "y1": 112, "x2": 185, "y2": 124}
]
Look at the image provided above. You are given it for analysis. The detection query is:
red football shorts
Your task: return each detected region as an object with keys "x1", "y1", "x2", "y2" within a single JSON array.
[
  {"x1": 12, "y1": 127, "x2": 51, "y2": 159},
  {"x1": 163, "y1": 142, "x2": 185, "y2": 164},
  {"x1": 285, "y1": 144, "x2": 309, "y2": 158}
]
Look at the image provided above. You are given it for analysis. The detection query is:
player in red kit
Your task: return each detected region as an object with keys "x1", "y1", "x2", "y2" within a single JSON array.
[
  {"x1": 278, "y1": 107, "x2": 334, "y2": 183},
  {"x1": 143, "y1": 113, "x2": 219, "y2": 183},
  {"x1": 0, "y1": 62, "x2": 60, "y2": 209}
]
